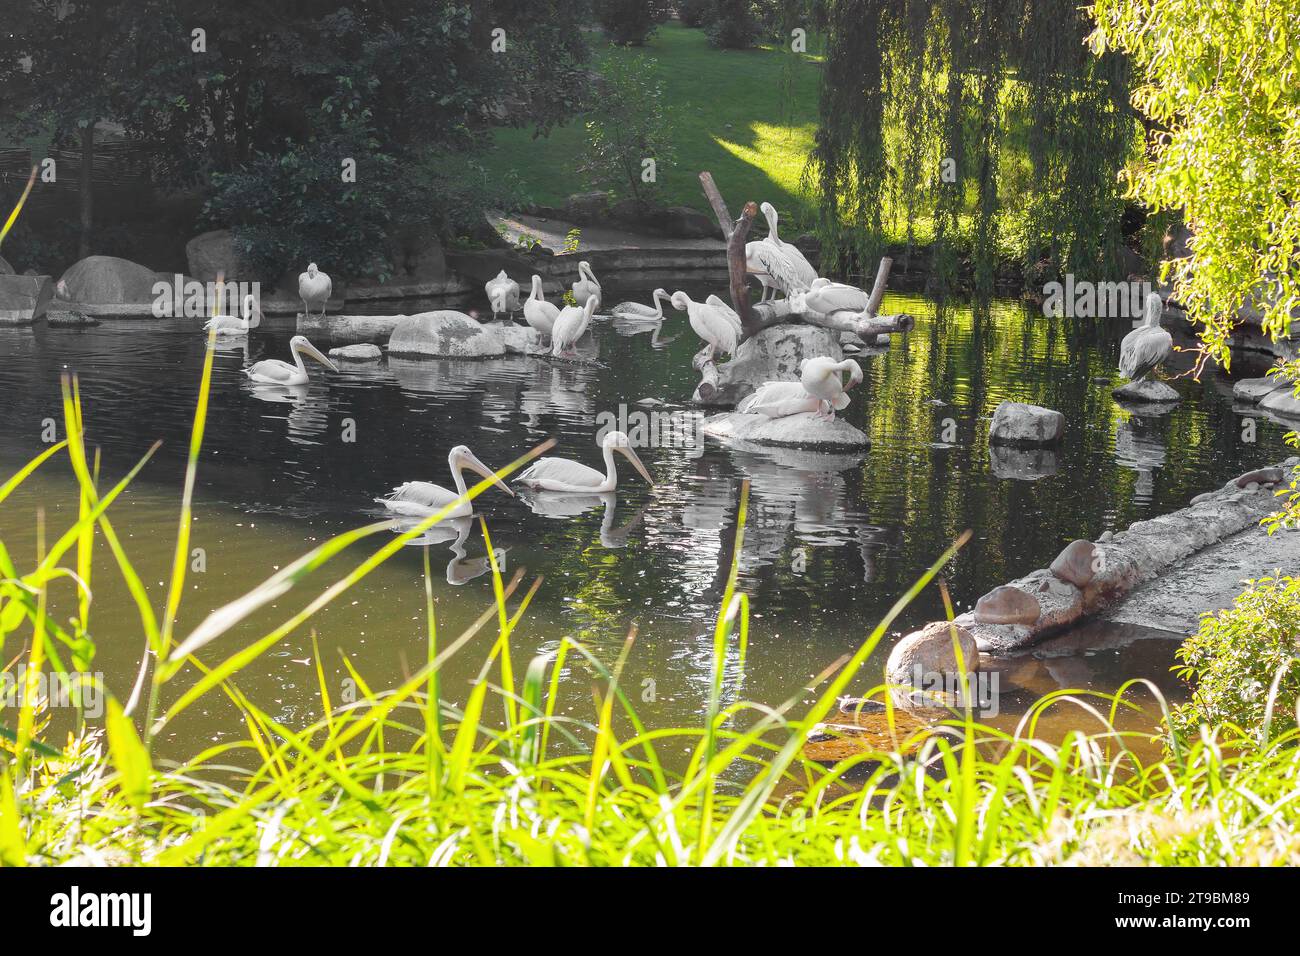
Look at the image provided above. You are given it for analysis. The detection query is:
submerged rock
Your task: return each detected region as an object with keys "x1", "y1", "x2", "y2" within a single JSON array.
[
  {"x1": 1050, "y1": 539, "x2": 1098, "y2": 588},
  {"x1": 700, "y1": 410, "x2": 869, "y2": 449},
  {"x1": 329, "y1": 343, "x2": 383, "y2": 362},
  {"x1": 973, "y1": 585, "x2": 1041, "y2": 625},
  {"x1": 388, "y1": 310, "x2": 506, "y2": 359},
  {"x1": 988, "y1": 401, "x2": 1064, "y2": 447},
  {"x1": 0, "y1": 274, "x2": 54, "y2": 325},
  {"x1": 1112, "y1": 378, "x2": 1180, "y2": 403},
  {"x1": 989, "y1": 444, "x2": 1058, "y2": 480},
  {"x1": 45, "y1": 308, "x2": 100, "y2": 328}
]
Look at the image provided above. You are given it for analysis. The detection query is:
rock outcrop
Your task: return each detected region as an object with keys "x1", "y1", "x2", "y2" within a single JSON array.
[
  {"x1": 1112, "y1": 378, "x2": 1180, "y2": 404},
  {"x1": 57, "y1": 256, "x2": 164, "y2": 305},
  {"x1": 988, "y1": 401, "x2": 1064, "y2": 447},
  {"x1": 388, "y1": 310, "x2": 508, "y2": 359},
  {"x1": 693, "y1": 324, "x2": 842, "y2": 406},
  {"x1": 700, "y1": 410, "x2": 869, "y2": 450},
  {"x1": 0, "y1": 274, "x2": 54, "y2": 325}
]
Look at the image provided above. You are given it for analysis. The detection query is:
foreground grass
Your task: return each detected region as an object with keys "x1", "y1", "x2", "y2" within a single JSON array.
[
  {"x1": 4, "y1": 339, "x2": 1300, "y2": 866},
  {"x1": 482, "y1": 22, "x2": 824, "y2": 231}
]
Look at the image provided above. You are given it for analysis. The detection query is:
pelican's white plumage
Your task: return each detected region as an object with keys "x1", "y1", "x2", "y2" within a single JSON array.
[
  {"x1": 298, "y1": 263, "x2": 331, "y2": 318},
  {"x1": 572, "y1": 261, "x2": 602, "y2": 312},
  {"x1": 485, "y1": 270, "x2": 521, "y2": 320},
  {"x1": 671, "y1": 291, "x2": 740, "y2": 358},
  {"x1": 244, "y1": 335, "x2": 337, "y2": 386},
  {"x1": 377, "y1": 445, "x2": 513, "y2": 519},
  {"x1": 552, "y1": 294, "x2": 598, "y2": 357},
  {"x1": 745, "y1": 202, "x2": 817, "y2": 300},
  {"x1": 515, "y1": 430, "x2": 654, "y2": 493},
  {"x1": 204, "y1": 293, "x2": 257, "y2": 337},
  {"x1": 761, "y1": 202, "x2": 817, "y2": 288},
  {"x1": 523, "y1": 274, "x2": 560, "y2": 346},
  {"x1": 1119, "y1": 293, "x2": 1172, "y2": 383},
  {"x1": 737, "y1": 381, "x2": 822, "y2": 419},
  {"x1": 704, "y1": 294, "x2": 744, "y2": 337},
  {"x1": 805, "y1": 277, "x2": 870, "y2": 315},
  {"x1": 610, "y1": 288, "x2": 669, "y2": 320},
  {"x1": 799, "y1": 356, "x2": 863, "y2": 419}
]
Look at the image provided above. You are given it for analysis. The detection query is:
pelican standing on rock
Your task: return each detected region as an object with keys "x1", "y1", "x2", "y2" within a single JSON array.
[
  {"x1": 610, "y1": 288, "x2": 669, "y2": 320},
  {"x1": 515, "y1": 431, "x2": 653, "y2": 493},
  {"x1": 671, "y1": 291, "x2": 740, "y2": 359},
  {"x1": 551, "y1": 294, "x2": 598, "y2": 357},
  {"x1": 745, "y1": 202, "x2": 817, "y2": 301},
  {"x1": 523, "y1": 274, "x2": 560, "y2": 348},
  {"x1": 799, "y1": 356, "x2": 863, "y2": 420},
  {"x1": 204, "y1": 293, "x2": 258, "y2": 337},
  {"x1": 485, "y1": 270, "x2": 521, "y2": 321},
  {"x1": 377, "y1": 445, "x2": 514, "y2": 519},
  {"x1": 572, "y1": 261, "x2": 602, "y2": 311},
  {"x1": 244, "y1": 335, "x2": 338, "y2": 386},
  {"x1": 1119, "y1": 293, "x2": 1173, "y2": 385},
  {"x1": 298, "y1": 263, "x2": 331, "y2": 318}
]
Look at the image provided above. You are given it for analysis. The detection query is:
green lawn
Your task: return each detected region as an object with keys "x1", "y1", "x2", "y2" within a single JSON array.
[{"x1": 483, "y1": 22, "x2": 824, "y2": 233}]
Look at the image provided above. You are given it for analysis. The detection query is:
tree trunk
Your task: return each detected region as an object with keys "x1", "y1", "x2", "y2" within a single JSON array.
[{"x1": 78, "y1": 124, "x2": 94, "y2": 260}]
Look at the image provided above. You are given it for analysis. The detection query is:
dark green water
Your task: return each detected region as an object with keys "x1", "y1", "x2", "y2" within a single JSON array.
[{"x1": 0, "y1": 292, "x2": 1289, "y2": 755}]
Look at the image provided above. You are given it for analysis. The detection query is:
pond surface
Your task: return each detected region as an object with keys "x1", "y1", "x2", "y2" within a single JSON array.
[{"x1": 0, "y1": 292, "x2": 1290, "y2": 758}]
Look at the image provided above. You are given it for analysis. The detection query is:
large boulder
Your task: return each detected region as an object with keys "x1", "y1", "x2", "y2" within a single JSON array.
[
  {"x1": 1050, "y1": 540, "x2": 1098, "y2": 588},
  {"x1": 1233, "y1": 376, "x2": 1288, "y2": 403},
  {"x1": 1259, "y1": 386, "x2": 1300, "y2": 419},
  {"x1": 57, "y1": 255, "x2": 162, "y2": 305},
  {"x1": 988, "y1": 401, "x2": 1064, "y2": 447},
  {"x1": 694, "y1": 323, "x2": 842, "y2": 406},
  {"x1": 0, "y1": 274, "x2": 54, "y2": 325},
  {"x1": 973, "y1": 585, "x2": 1041, "y2": 625},
  {"x1": 387, "y1": 310, "x2": 506, "y2": 359},
  {"x1": 700, "y1": 410, "x2": 869, "y2": 450},
  {"x1": 563, "y1": 191, "x2": 609, "y2": 223},
  {"x1": 185, "y1": 229, "x2": 254, "y2": 283}
]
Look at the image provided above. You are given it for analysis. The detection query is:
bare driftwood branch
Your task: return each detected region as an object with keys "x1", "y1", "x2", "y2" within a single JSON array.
[
  {"x1": 748, "y1": 299, "x2": 915, "y2": 338},
  {"x1": 865, "y1": 256, "x2": 892, "y2": 317},
  {"x1": 699, "y1": 171, "x2": 758, "y2": 335},
  {"x1": 698, "y1": 171, "x2": 733, "y2": 241}
]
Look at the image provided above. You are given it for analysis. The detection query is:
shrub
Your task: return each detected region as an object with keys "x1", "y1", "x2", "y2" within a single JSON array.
[
  {"x1": 1170, "y1": 575, "x2": 1300, "y2": 741},
  {"x1": 704, "y1": 0, "x2": 762, "y2": 49},
  {"x1": 594, "y1": 0, "x2": 669, "y2": 46},
  {"x1": 581, "y1": 54, "x2": 676, "y2": 204},
  {"x1": 678, "y1": 0, "x2": 712, "y2": 27}
]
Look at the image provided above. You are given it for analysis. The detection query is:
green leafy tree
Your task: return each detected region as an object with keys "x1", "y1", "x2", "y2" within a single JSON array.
[
  {"x1": 581, "y1": 54, "x2": 676, "y2": 205},
  {"x1": 1090, "y1": 0, "x2": 1300, "y2": 527},
  {"x1": 594, "y1": 0, "x2": 670, "y2": 46}
]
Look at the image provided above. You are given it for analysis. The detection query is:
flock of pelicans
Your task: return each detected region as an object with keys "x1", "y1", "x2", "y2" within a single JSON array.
[{"x1": 193, "y1": 196, "x2": 1173, "y2": 538}]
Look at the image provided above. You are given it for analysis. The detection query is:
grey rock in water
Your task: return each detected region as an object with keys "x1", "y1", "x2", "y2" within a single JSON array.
[
  {"x1": 1259, "y1": 386, "x2": 1300, "y2": 419},
  {"x1": 989, "y1": 444, "x2": 1058, "y2": 480},
  {"x1": 388, "y1": 310, "x2": 506, "y2": 359},
  {"x1": 1112, "y1": 378, "x2": 1180, "y2": 404},
  {"x1": 0, "y1": 274, "x2": 54, "y2": 325},
  {"x1": 45, "y1": 309, "x2": 100, "y2": 328},
  {"x1": 974, "y1": 585, "x2": 1041, "y2": 625},
  {"x1": 885, "y1": 621, "x2": 980, "y2": 693},
  {"x1": 1050, "y1": 539, "x2": 1098, "y2": 588},
  {"x1": 57, "y1": 255, "x2": 166, "y2": 305},
  {"x1": 988, "y1": 401, "x2": 1064, "y2": 447},
  {"x1": 328, "y1": 343, "x2": 383, "y2": 362},
  {"x1": 1233, "y1": 377, "x2": 1289, "y2": 403},
  {"x1": 701, "y1": 410, "x2": 869, "y2": 449},
  {"x1": 694, "y1": 323, "x2": 842, "y2": 406},
  {"x1": 1235, "y1": 466, "x2": 1285, "y2": 488}
]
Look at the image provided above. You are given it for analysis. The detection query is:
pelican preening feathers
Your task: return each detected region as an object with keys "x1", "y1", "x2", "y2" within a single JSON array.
[
  {"x1": 485, "y1": 270, "x2": 521, "y2": 320},
  {"x1": 205, "y1": 293, "x2": 258, "y2": 337},
  {"x1": 298, "y1": 263, "x2": 332, "y2": 318},
  {"x1": 572, "y1": 261, "x2": 602, "y2": 312},
  {"x1": 552, "y1": 294, "x2": 598, "y2": 357},
  {"x1": 739, "y1": 357, "x2": 864, "y2": 422},
  {"x1": 1118, "y1": 293, "x2": 1173, "y2": 384},
  {"x1": 244, "y1": 335, "x2": 338, "y2": 385},
  {"x1": 515, "y1": 430, "x2": 654, "y2": 493},
  {"x1": 377, "y1": 445, "x2": 513, "y2": 519},
  {"x1": 804, "y1": 277, "x2": 871, "y2": 316},
  {"x1": 523, "y1": 274, "x2": 560, "y2": 348}
]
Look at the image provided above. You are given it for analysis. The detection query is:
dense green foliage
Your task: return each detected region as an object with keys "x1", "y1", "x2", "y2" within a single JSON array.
[
  {"x1": 581, "y1": 55, "x2": 677, "y2": 204},
  {"x1": 809, "y1": 0, "x2": 1138, "y2": 291},
  {"x1": 1170, "y1": 576, "x2": 1300, "y2": 742},
  {"x1": 594, "y1": 0, "x2": 670, "y2": 45}
]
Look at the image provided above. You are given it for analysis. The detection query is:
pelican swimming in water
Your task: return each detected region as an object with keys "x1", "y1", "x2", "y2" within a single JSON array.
[
  {"x1": 244, "y1": 335, "x2": 337, "y2": 386},
  {"x1": 552, "y1": 294, "x2": 598, "y2": 357},
  {"x1": 514, "y1": 430, "x2": 653, "y2": 493},
  {"x1": 1119, "y1": 293, "x2": 1173, "y2": 384},
  {"x1": 800, "y1": 356, "x2": 863, "y2": 420},
  {"x1": 671, "y1": 291, "x2": 740, "y2": 359},
  {"x1": 610, "y1": 288, "x2": 670, "y2": 320},
  {"x1": 523, "y1": 274, "x2": 560, "y2": 348},
  {"x1": 805, "y1": 277, "x2": 870, "y2": 316},
  {"x1": 485, "y1": 270, "x2": 521, "y2": 321},
  {"x1": 745, "y1": 202, "x2": 817, "y2": 301},
  {"x1": 572, "y1": 261, "x2": 602, "y2": 312},
  {"x1": 377, "y1": 445, "x2": 514, "y2": 519},
  {"x1": 204, "y1": 293, "x2": 258, "y2": 337},
  {"x1": 298, "y1": 263, "x2": 332, "y2": 318}
]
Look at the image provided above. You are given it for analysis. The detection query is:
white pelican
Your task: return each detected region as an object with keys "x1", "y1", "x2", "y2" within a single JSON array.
[
  {"x1": 610, "y1": 288, "x2": 669, "y2": 320},
  {"x1": 515, "y1": 430, "x2": 653, "y2": 493},
  {"x1": 523, "y1": 274, "x2": 560, "y2": 348},
  {"x1": 485, "y1": 270, "x2": 521, "y2": 320},
  {"x1": 800, "y1": 356, "x2": 863, "y2": 420},
  {"x1": 670, "y1": 291, "x2": 740, "y2": 359},
  {"x1": 376, "y1": 445, "x2": 514, "y2": 519},
  {"x1": 737, "y1": 382, "x2": 822, "y2": 419},
  {"x1": 745, "y1": 202, "x2": 817, "y2": 301},
  {"x1": 1119, "y1": 293, "x2": 1172, "y2": 384},
  {"x1": 204, "y1": 293, "x2": 257, "y2": 337},
  {"x1": 244, "y1": 335, "x2": 338, "y2": 385},
  {"x1": 551, "y1": 294, "x2": 598, "y2": 357},
  {"x1": 805, "y1": 277, "x2": 870, "y2": 316},
  {"x1": 298, "y1": 263, "x2": 332, "y2": 318},
  {"x1": 705, "y1": 294, "x2": 744, "y2": 338},
  {"x1": 572, "y1": 261, "x2": 602, "y2": 311}
]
